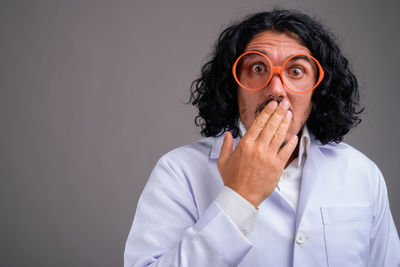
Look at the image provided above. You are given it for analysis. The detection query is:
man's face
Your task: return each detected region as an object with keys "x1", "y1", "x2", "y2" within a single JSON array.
[{"x1": 237, "y1": 30, "x2": 313, "y2": 140}]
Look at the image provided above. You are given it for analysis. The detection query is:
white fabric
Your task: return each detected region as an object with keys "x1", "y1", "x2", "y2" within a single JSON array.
[
  {"x1": 215, "y1": 124, "x2": 310, "y2": 236},
  {"x1": 241, "y1": 122, "x2": 310, "y2": 211},
  {"x1": 276, "y1": 125, "x2": 310, "y2": 211},
  {"x1": 214, "y1": 186, "x2": 258, "y2": 236},
  {"x1": 124, "y1": 132, "x2": 400, "y2": 267}
]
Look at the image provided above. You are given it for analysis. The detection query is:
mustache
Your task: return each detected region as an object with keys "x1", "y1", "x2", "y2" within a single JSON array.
[{"x1": 255, "y1": 96, "x2": 293, "y2": 115}]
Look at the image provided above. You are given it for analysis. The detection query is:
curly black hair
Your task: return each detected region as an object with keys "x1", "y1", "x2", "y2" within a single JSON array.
[{"x1": 189, "y1": 9, "x2": 363, "y2": 145}]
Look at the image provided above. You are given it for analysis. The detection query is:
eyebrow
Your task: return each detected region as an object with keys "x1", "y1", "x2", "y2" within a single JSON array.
[
  {"x1": 246, "y1": 49, "x2": 312, "y2": 63},
  {"x1": 290, "y1": 55, "x2": 313, "y2": 64},
  {"x1": 248, "y1": 49, "x2": 270, "y2": 56}
]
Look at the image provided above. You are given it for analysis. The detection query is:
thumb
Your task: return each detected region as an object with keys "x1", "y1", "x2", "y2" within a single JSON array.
[{"x1": 219, "y1": 131, "x2": 233, "y2": 164}]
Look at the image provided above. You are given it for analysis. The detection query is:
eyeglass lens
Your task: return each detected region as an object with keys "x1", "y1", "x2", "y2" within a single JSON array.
[{"x1": 234, "y1": 53, "x2": 319, "y2": 92}]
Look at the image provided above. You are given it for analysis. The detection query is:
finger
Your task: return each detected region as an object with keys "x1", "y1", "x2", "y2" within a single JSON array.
[
  {"x1": 257, "y1": 100, "x2": 290, "y2": 146},
  {"x1": 245, "y1": 101, "x2": 278, "y2": 141},
  {"x1": 269, "y1": 110, "x2": 292, "y2": 153},
  {"x1": 278, "y1": 135, "x2": 298, "y2": 163},
  {"x1": 218, "y1": 131, "x2": 233, "y2": 166}
]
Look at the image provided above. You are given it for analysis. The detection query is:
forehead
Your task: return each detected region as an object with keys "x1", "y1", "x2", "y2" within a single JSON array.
[{"x1": 244, "y1": 30, "x2": 310, "y2": 57}]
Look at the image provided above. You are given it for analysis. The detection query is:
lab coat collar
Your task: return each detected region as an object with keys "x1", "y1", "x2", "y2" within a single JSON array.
[{"x1": 209, "y1": 133, "x2": 241, "y2": 159}]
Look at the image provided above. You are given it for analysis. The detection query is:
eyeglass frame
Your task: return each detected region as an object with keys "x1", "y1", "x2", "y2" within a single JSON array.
[{"x1": 232, "y1": 51, "x2": 325, "y2": 94}]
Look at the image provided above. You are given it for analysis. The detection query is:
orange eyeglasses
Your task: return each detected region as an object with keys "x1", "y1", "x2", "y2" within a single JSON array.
[{"x1": 232, "y1": 51, "x2": 325, "y2": 94}]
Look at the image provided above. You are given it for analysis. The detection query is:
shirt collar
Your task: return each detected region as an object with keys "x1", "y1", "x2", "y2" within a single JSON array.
[{"x1": 297, "y1": 124, "x2": 310, "y2": 167}]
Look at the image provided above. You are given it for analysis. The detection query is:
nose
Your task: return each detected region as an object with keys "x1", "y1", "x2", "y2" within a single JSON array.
[{"x1": 264, "y1": 73, "x2": 286, "y2": 99}]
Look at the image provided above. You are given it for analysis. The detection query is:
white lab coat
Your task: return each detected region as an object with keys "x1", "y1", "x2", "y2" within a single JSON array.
[{"x1": 124, "y1": 133, "x2": 400, "y2": 267}]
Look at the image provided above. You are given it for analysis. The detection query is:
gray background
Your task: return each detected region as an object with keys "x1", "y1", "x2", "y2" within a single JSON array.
[{"x1": 1, "y1": 0, "x2": 399, "y2": 266}]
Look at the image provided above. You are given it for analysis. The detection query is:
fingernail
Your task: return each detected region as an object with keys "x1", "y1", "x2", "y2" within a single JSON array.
[
  {"x1": 285, "y1": 110, "x2": 292, "y2": 120},
  {"x1": 281, "y1": 100, "x2": 289, "y2": 108},
  {"x1": 269, "y1": 101, "x2": 278, "y2": 109}
]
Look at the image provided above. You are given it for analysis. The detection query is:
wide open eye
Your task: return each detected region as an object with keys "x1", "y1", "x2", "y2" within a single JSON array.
[
  {"x1": 288, "y1": 66, "x2": 304, "y2": 78},
  {"x1": 234, "y1": 52, "x2": 271, "y2": 90},
  {"x1": 251, "y1": 63, "x2": 266, "y2": 74},
  {"x1": 282, "y1": 55, "x2": 320, "y2": 93}
]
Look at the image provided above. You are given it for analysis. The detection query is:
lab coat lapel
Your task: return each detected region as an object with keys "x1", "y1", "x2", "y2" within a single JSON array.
[
  {"x1": 209, "y1": 134, "x2": 241, "y2": 159},
  {"x1": 211, "y1": 132, "x2": 327, "y2": 229},
  {"x1": 296, "y1": 139, "x2": 326, "y2": 228}
]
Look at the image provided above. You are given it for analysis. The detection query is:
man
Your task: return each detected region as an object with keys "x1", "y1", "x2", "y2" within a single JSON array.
[{"x1": 125, "y1": 9, "x2": 400, "y2": 266}]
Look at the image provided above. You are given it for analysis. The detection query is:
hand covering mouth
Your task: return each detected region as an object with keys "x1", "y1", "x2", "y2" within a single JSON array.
[{"x1": 255, "y1": 96, "x2": 292, "y2": 115}]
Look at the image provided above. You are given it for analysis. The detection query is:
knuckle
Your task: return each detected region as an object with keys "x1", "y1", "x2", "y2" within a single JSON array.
[
  {"x1": 254, "y1": 148, "x2": 264, "y2": 159},
  {"x1": 267, "y1": 121, "x2": 277, "y2": 131},
  {"x1": 241, "y1": 138, "x2": 250, "y2": 148},
  {"x1": 275, "y1": 131, "x2": 284, "y2": 140},
  {"x1": 254, "y1": 118, "x2": 265, "y2": 127},
  {"x1": 278, "y1": 150, "x2": 288, "y2": 161},
  {"x1": 278, "y1": 155, "x2": 286, "y2": 163}
]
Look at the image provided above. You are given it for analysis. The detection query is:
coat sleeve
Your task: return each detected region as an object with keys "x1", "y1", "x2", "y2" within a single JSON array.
[
  {"x1": 124, "y1": 155, "x2": 253, "y2": 267},
  {"x1": 368, "y1": 164, "x2": 400, "y2": 267}
]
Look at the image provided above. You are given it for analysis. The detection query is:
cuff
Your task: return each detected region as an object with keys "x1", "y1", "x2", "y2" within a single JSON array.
[{"x1": 214, "y1": 186, "x2": 258, "y2": 236}]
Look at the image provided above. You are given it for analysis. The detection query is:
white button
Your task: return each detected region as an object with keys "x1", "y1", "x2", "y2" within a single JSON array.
[{"x1": 296, "y1": 232, "x2": 306, "y2": 244}]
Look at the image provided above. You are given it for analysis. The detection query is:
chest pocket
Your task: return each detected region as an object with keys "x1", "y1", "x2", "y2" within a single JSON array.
[{"x1": 320, "y1": 205, "x2": 374, "y2": 267}]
